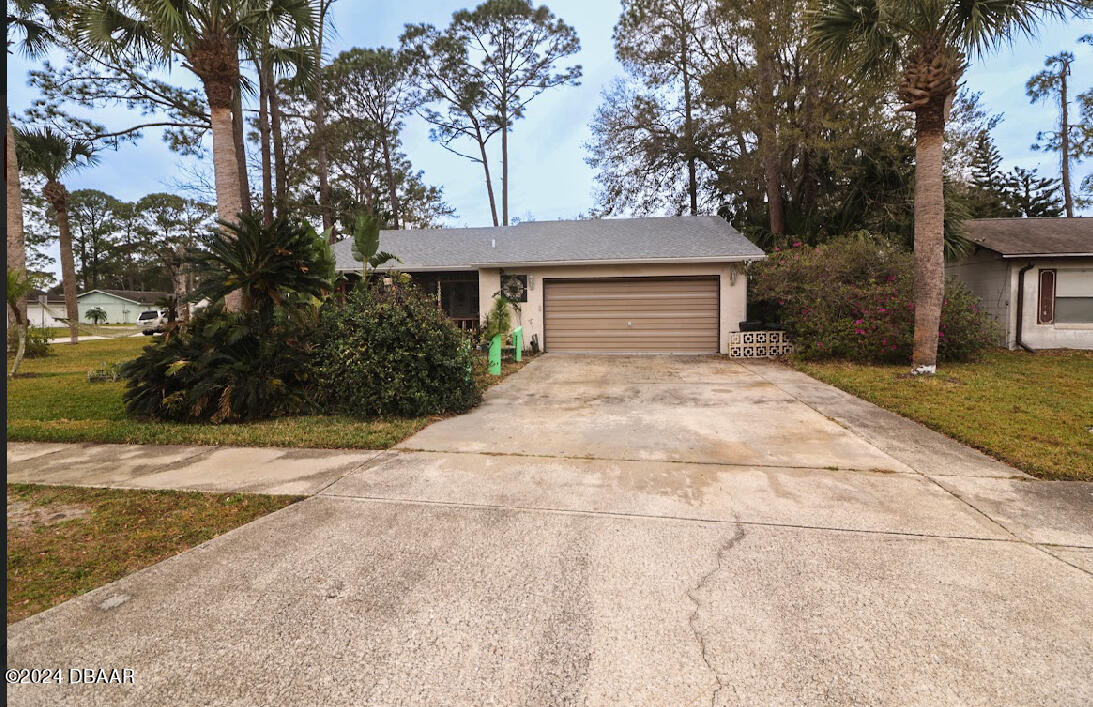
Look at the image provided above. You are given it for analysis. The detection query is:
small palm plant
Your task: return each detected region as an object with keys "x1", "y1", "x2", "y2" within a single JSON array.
[
  {"x1": 186, "y1": 213, "x2": 335, "y2": 320},
  {"x1": 482, "y1": 296, "x2": 513, "y2": 343},
  {"x1": 85, "y1": 306, "x2": 108, "y2": 325},
  {"x1": 349, "y1": 212, "x2": 399, "y2": 280}
]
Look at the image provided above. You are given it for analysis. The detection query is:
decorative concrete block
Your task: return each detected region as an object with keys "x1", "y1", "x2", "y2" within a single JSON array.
[{"x1": 728, "y1": 331, "x2": 794, "y2": 358}]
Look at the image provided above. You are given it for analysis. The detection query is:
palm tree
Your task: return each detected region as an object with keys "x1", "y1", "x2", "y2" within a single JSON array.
[
  {"x1": 809, "y1": 0, "x2": 1086, "y2": 374},
  {"x1": 14, "y1": 127, "x2": 98, "y2": 344},
  {"x1": 74, "y1": 0, "x2": 314, "y2": 309},
  {"x1": 6, "y1": 268, "x2": 35, "y2": 377},
  {"x1": 187, "y1": 213, "x2": 334, "y2": 319},
  {"x1": 6, "y1": 0, "x2": 59, "y2": 330}
]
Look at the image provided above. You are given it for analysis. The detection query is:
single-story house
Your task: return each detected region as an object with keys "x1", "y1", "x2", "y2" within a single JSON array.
[
  {"x1": 333, "y1": 216, "x2": 766, "y2": 354},
  {"x1": 947, "y1": 217, "x2": 1092, "y2": 350},
  {"x1": 76, "y1": 289, "x2": 170, "y2": 324},
  {"x1": 25, "y1": 289, "x2": 67, "y2": 328}
]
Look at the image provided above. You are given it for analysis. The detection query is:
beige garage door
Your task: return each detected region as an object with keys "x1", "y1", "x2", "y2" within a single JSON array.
[{"x1": 543, "y1": 277, "x2": 719, "y2": 353}]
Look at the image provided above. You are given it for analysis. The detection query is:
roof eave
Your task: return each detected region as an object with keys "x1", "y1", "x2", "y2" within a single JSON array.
[
  {"x1": 470, "y1": 255, "x2": 765, "y2": 268},
  {"x1": 999, "y1": 252, "x2": 1093, "y2": 259},
  {"x1": 334, "y1": 264, "x2": 477, "y2": 274},
  {"x1": 78, "y1": 289, "x2": 143, "y2": 304}
]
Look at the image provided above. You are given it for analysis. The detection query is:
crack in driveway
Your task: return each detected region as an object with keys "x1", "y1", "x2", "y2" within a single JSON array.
[{"x1": 686, "y1": 522, "x2": 747, "y2": 707}]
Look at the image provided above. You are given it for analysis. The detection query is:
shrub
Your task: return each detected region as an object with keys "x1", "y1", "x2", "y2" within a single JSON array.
[
  {"x1": 749, "y1": 235, "x2": 998, "y2": 363},
  {"x1": 313, "y1": 282, "x2": 483, "y2": 416},
  {"x1": 122, "y1": 306, "x2": 316, "y2": 423},
  {"x1": 7, "y1": 325, "x2": 52, "y2": 358},
  {"x1": 121, "y1": 215, "x2": 335, "y2": 423}
]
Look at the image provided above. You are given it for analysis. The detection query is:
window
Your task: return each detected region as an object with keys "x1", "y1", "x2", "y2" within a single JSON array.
[{"x1": 1051, "y1": 269, "x2": 1093, "y2": 324}]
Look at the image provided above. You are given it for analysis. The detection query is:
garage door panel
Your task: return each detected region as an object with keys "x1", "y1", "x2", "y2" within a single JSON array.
[
  {"x1": 544, "y1": 277, "x2": 719, "y2": 353},
  {"x1": 545, "y1": 318, "x2": 718, "y2": 330},
  {"x1": 546, "y1": 300, "x2": 719, "y2": 311}
]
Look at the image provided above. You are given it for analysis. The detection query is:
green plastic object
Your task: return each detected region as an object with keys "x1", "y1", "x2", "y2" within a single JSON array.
[
  {"x1": 488, "y1": 335, "x2": 502, "y2": 375},
  {"x1": 512, "y1": 326, "x2": 523, "y2": 362}
]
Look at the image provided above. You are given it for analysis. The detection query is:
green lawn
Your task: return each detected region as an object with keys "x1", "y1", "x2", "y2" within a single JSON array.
[
  {"x1": 6, "y1": 338, "x2": 432, "y2": 449},
  {"x1": 7, "y1": 483, "x2": 300, "y2": 623},
  {"x1": 792, "y1": 349, "x2": 1093, "y2": 481},
  {"x1": 36, "y1": 324, "x2": 141, "y2": 339}
]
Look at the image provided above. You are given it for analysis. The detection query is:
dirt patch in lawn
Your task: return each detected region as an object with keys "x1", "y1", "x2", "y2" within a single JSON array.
[
  {"x1": 6, "y1": 484, "x2": 301, "y2": 624},
  {"x1": 7, "y1": 499, "x2": 90, "y2": 530}
]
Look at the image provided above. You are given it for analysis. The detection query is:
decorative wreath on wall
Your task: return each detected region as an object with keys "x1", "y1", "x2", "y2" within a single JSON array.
[{"x1": 500, "y1": 274, "x2": 528, "y2": 302}]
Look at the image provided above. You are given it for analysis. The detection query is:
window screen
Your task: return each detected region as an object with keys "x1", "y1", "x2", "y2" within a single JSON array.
[{"x1": 1055, "y1": 269, "x2": 1093, "y2": 324}]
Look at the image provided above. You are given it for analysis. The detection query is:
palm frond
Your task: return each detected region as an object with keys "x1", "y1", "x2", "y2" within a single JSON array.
[{"x1": 945, "y1": 0, "x2": 1091, "y2": 57}]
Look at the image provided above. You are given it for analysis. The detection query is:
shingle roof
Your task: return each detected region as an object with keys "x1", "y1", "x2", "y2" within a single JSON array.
[
  {"x1": 333, "y1": 215, "x2": 765, "y2": 272},
  {"x1": 79, "y1": 289, "x2": 172, "y2": 304},
  {"x1": 28, "y1": 289, "x2": 65, "y2": 304},
  {"x1": 964, "y1": 217, "x2": 1093, "y2": 257}
]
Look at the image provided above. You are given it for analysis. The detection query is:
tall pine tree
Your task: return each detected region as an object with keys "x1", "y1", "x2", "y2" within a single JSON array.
[
  {"x1": 1002, "y1": 167, "x2": 1064, "y2": 217},
  {"x1": 966, "y1": 131, "x2": 1013, "y2": 217}
]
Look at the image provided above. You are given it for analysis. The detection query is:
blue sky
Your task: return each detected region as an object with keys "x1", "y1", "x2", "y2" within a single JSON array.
[{"x1": 7, "y1": 0, "x2": 1092, "y2": 252}]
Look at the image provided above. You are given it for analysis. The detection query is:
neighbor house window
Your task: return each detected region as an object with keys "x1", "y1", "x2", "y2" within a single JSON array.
[{"x1": 1050, "y1": 269, "x2": 1093, "y2": 324}]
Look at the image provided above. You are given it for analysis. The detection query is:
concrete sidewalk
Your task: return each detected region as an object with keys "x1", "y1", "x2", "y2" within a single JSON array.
[{"x1": 7, "y1": 442, "x2": 383, "y2": 496}]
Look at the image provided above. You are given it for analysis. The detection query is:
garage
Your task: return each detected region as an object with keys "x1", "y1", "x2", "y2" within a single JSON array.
[{"x1": 543, "y1": 277, "x2": 719, "y2": 353}]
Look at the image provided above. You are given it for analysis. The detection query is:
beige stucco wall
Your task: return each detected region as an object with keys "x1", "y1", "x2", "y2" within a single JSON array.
[
  {"x1": 477, "y1": 262, "x2": 748, "y2": 354},
  {"x1": 1010, "y1": 259, "x2": 1093, "y2": 350}
]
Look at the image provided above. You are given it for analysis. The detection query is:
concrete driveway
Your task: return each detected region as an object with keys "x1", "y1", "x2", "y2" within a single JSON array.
[{"x1": 8, "y1": 355, "x2": 1093, "y2": 705}]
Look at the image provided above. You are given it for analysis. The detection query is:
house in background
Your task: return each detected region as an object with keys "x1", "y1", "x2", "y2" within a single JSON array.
[
  {"x1": 333, "y1": 216, "x2": 766, "y2": 354},
  {"x1": 27, "y1": 289, "x2": 170, "y2": 326},
  {"x1": 26, "y1": 289, "x2": 67, "y2": 328},
  {"x1": 947, "y1": 218, "x2": 1092, "y2": 350},
  {"x1": 77, "y1": 290, "x2": 171, "y2": 324}
]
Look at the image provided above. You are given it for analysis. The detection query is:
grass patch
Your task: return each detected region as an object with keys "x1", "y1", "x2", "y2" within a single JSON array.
[
  {"x1": 6, "y1": 338, "x2": 431, "y2": 448},
  {"x1": 7, "y1": 337, "x2": 538, "y2": 449},
  {"x1": 7, "y1": 483, "x2": 301, "y2": 623},
  {"x1": 792, "y1": 348, "x2": 1093, "y2": 480}
]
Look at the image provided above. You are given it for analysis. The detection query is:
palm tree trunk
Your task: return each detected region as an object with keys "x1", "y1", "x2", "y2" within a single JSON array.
[
  {"x1": 270, "y1": 79, "x2": 287, "y2": 216},
  {"x1": 311, "y1": 4, "x2": 334, "y2": 238},
  {"x1": 208, "y1": 102, "x2": 244, "y2": 224},
  {"x1": 258, "y1": 57, "x2": 274, "y2": 225},
  {"x1": 174, "y1": 246, "x2": 190, "y2": 324},
  {"x1": 6, "y1": 113, "x2": 27, "y2": 327},
  {"x1": 911, "y1": 106, "x2": 946, "y2": 374},
  {"x1": 204, "y1": 76, "x2": 245, "y2": 311},
  {"x1": 48, "y1": 184, "x2": 80, "y2": 344},
  {"x1": 315, "y1": 103, "x2": 333, "y2": 238},
  {"x1": 231, "y1": 83, "x2": 252, "y2": 214},
  {"x1": 9, "y1": 323, "x2": 28, "y2": 377},
  {"x1": 380, "y1": 130, "x2": 401, "y2": 229}
]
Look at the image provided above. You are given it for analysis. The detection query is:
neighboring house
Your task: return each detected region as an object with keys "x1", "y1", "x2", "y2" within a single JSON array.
[
  {"x1": 333, "y1": 216, "x2": 766, "y2": 354},
  {"x1": 947, "y1": 217, "x2": 1092, "y2": 350},
  {"x1": 76, "y1": 290, "x2": 171, "y2": 324},
  {"x1": 26, "y1": 289, "x2": 67, "y2": 328}
]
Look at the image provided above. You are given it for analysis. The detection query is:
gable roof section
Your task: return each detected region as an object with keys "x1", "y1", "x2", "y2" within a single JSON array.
[
  {"x1": 333, "y1": 216, "x2": 765, "y2": 272},
  {"x1": 964, "y1": 217, "x2": 1093, "y2": 258},
  {"x1": 77, "y1": 289, "x2": 171, "y2": 304}
]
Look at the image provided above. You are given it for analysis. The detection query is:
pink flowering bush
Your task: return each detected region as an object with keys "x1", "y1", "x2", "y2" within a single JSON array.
[{"x1": 749, "y1": 236, "x2": 998, "y2": 363}]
